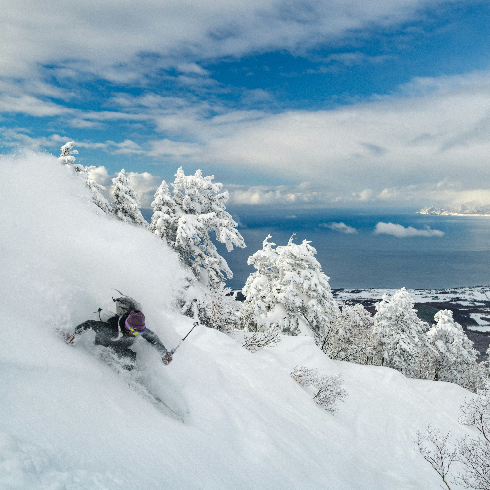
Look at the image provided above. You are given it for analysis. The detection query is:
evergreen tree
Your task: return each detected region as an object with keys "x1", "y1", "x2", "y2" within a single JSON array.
[
  {"x1": 112, "y1": 169, "x2": 147, "y2": 226},
  {"x1": 85, "y1": 167, "x2": 111, "y2": 214},
  {"x1": 150, "y1": 167, "x2": 245, "y2": 286},
  {"x1": 241, "y1": 235, "x2": 338, "y2": 343},
  {"x1": 427, "y1": 310, "x2": 483, "y2": 390},
  {"x1": 373, "y1": 288, "x2": 431, "y2": 378},
  {"x1": 58, "y1": 141, "x2": 110, "y2": 213},
  {"x1": 197, "y1": 282, "x2": 241, "y2": 330},
  {"x1": 322, "y1": 303, "x2": 380, "y2": 365},
  {"x1": 58, "y1": 141, "x2": 78, "y2": 165},
  {"x1": 150, "y1": 180, "x2": 176, "y2": 242}
]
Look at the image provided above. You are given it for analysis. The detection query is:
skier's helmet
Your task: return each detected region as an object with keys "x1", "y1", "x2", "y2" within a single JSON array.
[{"x1": 125, "y1": 310, "x2": 146, "y2": 336}]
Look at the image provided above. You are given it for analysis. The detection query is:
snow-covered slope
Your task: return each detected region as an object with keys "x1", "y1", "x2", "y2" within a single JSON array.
[{"x1": 0, "y1": 153, "x2": 477, "y2": 489}]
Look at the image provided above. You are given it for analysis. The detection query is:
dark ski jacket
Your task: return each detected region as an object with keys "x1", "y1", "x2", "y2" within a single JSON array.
[{"x1": 74, "y1": 313, "x2": 169, "y2": 361}]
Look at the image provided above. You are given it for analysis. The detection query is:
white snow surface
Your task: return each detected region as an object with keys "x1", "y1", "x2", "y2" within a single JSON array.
[{"x1": 0, "y1": 152, "x2": 478, "y2": 489}]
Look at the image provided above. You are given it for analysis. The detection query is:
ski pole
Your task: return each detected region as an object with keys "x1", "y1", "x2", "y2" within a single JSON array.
[{"x1": 169, "y1": 321, "x2": 199, "y2": 355}]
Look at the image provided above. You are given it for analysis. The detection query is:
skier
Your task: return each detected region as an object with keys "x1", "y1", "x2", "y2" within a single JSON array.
[{"x1": 64, "y1": 296, "x2": 172, "y2": 368}]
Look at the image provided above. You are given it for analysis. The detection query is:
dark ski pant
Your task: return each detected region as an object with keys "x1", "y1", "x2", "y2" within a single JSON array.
[{"x1": 75, "y1": 320, "x2": 137, "y2": 369}]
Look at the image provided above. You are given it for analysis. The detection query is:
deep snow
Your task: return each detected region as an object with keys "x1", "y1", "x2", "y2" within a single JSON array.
[{"x1": 0, "y1": 152, "x2": 479, "y2": 489}]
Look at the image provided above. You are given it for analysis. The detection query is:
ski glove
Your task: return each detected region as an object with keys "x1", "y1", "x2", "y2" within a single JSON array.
[
  {"x1": 162, "y1": 352, "x2": 172, "y2": 365},
  {"x1": 64, "y1": 333, "x2": 76, "y2": 345}
]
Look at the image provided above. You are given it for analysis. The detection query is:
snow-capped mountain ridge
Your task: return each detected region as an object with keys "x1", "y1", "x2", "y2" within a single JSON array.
[{"x1": 419, "y1": 202, "x2": 490, "y2": 216}]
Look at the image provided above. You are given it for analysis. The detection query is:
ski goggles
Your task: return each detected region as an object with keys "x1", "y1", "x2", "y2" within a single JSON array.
[{"x1": 124, "y1": 319, "x2": 146, "y2": 336}]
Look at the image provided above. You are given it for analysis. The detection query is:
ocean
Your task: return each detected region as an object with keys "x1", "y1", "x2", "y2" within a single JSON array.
[
  {"x1": 142, "y1": 208, "x2": 490, "y2": 291},
  {"x1": 218, "y1": 209, "x2": 490, "y2": 291}
]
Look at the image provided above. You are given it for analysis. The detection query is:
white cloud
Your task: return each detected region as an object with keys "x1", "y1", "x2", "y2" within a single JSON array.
[
  {"x1": 0, "y1": 130, "x2": 73, "y2": 150},
  {"x1": 124, "y1": 171, "x2": 163, "y2": 208},
  {"x1": 87, "y1": 166, "x2": 112, "y2": 187},
  {"x1": 110, "y1": 139, "x2": 145, "y2": 155},
  {"x1": 226, "y1": 183, "x2": 340, "y2": 206},
  {"x1": 193, "y1": 70, "x2": 490, "y2": 206},
  {"x1": 374, "y1": 222, "x2": 444, "y2": 238},
  {"x1": 321, "y1": 222, "x2": 358, "y2": 234},
  {"x1": 176, "y1": 63, "x2": 210, "y2": 76},
  {"x1": 310, "y1": 52, "x2": 394, "y2": 73},
  {"x1": 4, "y1": 66, "x2": 490, "y2": 209},
  {"x1": 353, "y1": 189, "x2": 374, "y2": 201},
  {"x1": 0, "y1": 95, "x2": 72, "y2": 117},
  {"x1": 0, "y1": 0, "x2": 448, "y2": 79},
  {"x1": 148, "y1": 139, "x2": 203, "y2": 160},
  {"x1": 0, "y1": 130, "x2": 148, "y2": 159},
  {"x1": 240, "y1": 89, "x2": 274, "y2": 106},
  {"x1": 0, "y1": 78, "x2": 73, "y2": 100}
]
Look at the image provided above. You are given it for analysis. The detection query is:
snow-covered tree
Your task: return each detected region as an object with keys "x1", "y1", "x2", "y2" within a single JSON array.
[
  {"x1": 58, "y1": 141, "x2": 78, "y2": 166},
  {"x1": 84, "y1": 167, "x2": 111, "y2": 214},
  {"x1": 150, "y1": 180, "x2": 176, "y2": 242},
  {"x1": 150, "y1": 167, "x2": 245, "y2": 286},
  {"x1": 427, "y1": 310, "x2": 482, "y2": 390},
  {"x1": 457, "y1": 436, "x2": 490, "y2": 490},
  {"x1": 456, "y1": 380, "x2": 490, "y2": 488},
  {"x1": 322, "y1": 303, "x2": 381, "y2": 365},
  {"x1": 58, "y1": 141, "x2": 85, "y2": 175},
  {"x1": 58, "y1": 142, "x2": 110, "y2": 213},
  {"x1": 291, "y1": 366, "x2": 347, "y2": 413},
  {"x1": 241, "y1": 235, "x2": 339, "y2": 344},
  {"x1": 112, "y1": 169, "x2": 147, "y2": 226},
  {"x1": 373, "y1": 288, "x2": 431, "y2": 378},
  {"x1": 460, "y1": 379, "x2": 490, "y2": 438},
  {"x1": 196, "y1": 282, "x2": 241, "y2": 331}
]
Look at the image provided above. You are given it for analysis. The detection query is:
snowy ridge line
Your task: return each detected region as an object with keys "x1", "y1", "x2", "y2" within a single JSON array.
[{"x1": 419, "y1": 203, "x2": 490, "y2": 215}]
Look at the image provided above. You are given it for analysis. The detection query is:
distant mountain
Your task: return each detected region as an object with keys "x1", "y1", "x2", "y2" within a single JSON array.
[{"x1": 418, "y1": 201, "x2": 490, "y2": 215}]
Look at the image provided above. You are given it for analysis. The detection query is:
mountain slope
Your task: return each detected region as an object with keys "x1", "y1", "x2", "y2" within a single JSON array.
[{"x1": 0, "y1": 152, "x2": 475, "y2": 489}]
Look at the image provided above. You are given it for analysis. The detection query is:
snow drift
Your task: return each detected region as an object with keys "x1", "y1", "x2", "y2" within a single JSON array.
[{"x1": 0, "y1": 152, "x2": 478, "y2": 489}]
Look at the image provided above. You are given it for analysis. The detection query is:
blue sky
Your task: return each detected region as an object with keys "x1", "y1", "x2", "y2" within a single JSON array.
[{"x1": 1, "y1": 0, "x2": 490, "y2": 209}]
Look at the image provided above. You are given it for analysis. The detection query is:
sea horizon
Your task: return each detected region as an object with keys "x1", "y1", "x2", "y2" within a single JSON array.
[{"x1": 142, "y1": 208, "x2": 490, "y2": 292}]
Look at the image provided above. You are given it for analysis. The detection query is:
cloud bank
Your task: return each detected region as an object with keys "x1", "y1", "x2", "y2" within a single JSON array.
[
  {"x1": 29, "y1": 69, "x2": 490, "y2": 209},
  {"x1": 197, "y1": 71, "x2": 490, "y2": 206},
  {"x1": 0, "y1": 0, "x2": 448, "y2": 79},
  {"x1": 374, "y1": 222, "x2": 444, "y2": 238},
  {"x1": 2, "y1": 1, "x2": 490, "y2": 210}
]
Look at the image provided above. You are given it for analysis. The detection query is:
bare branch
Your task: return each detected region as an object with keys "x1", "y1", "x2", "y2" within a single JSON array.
[
  {"x1": 242, "y1": 327, "x2": 281, "y2": 353},
  {"x1": 416, "y1": 425, "x2": 457, "y2": 490},
  {"x1": 457, "y1": 437, "x2": 490, "y2": 490}
]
